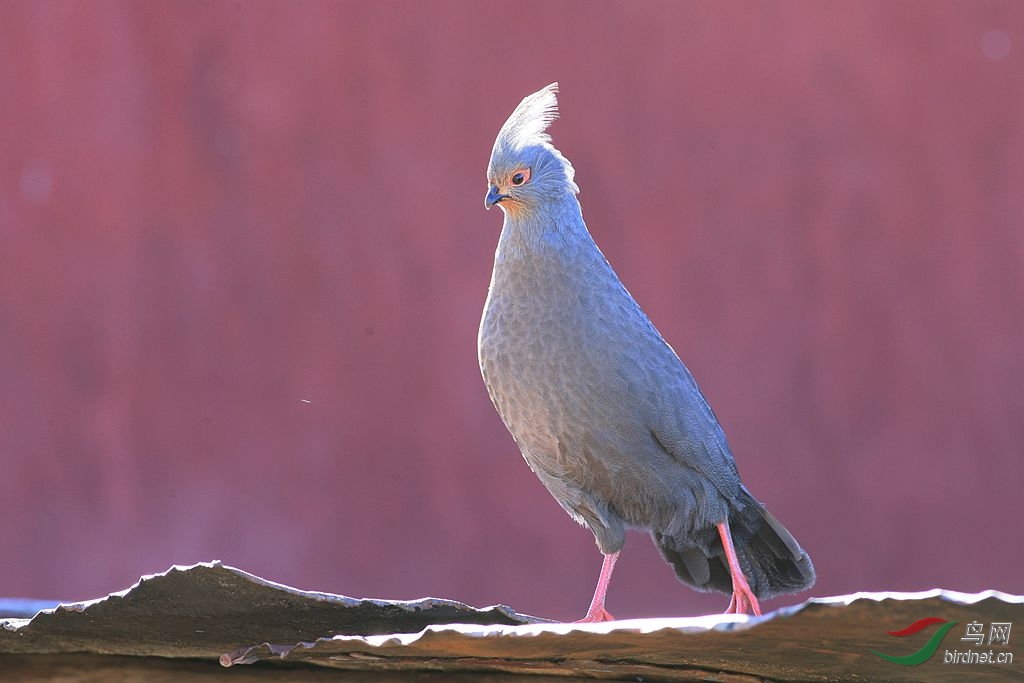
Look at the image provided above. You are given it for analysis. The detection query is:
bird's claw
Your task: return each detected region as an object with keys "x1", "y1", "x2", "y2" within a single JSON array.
[
  {"x1": 724, "y1": 584, "x2": 761, "y2": 616},
  {"x1": 574, "y1": 607, "x2": 615, "y2": 623}
]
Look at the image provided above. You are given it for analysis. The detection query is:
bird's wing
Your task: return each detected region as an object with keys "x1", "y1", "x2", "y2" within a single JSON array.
[{"x1": 640, "y1": 345, "x2": 744, "y2": 500}]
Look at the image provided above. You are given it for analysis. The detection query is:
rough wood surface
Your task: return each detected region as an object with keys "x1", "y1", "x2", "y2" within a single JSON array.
[{"x1": 2, "y1": 562, "x2": 1020, "y2": 681}]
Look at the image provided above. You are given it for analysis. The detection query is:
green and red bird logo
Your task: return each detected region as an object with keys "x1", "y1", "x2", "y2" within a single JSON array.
[{"x1": 870, "y1": 617, "x2": 958, "y2": 665}]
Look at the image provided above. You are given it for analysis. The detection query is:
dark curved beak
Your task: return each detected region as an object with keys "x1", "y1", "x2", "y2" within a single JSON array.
[{"x1": 484, "y1": 185, "x2": 506, "y2": 210}]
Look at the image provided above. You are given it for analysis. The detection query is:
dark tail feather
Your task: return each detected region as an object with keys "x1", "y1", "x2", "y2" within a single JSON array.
[
  {"x1": 741, "y1": 505, "x2": 816, "y2": 599},
  {"x1": 653, "y1": 490, "x2": 815, "y2": 600}
]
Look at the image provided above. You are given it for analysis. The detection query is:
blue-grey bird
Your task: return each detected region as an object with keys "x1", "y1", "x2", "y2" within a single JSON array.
[{"x1": 478, "y1": 84, "x2": 815, "y2": 621}]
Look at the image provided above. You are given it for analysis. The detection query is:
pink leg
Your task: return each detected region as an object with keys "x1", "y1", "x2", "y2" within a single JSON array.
[
  {"x1": 574, "y1": 551, "x2": 619, "y2": 623},
  {"x1": 716, "y1": 520, "x2": 762, "y2": 616}
]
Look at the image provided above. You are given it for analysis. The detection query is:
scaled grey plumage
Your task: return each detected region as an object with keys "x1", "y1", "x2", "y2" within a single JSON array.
[{"x1": 478, "y1": 84, "x2": 814, "y2": 612}]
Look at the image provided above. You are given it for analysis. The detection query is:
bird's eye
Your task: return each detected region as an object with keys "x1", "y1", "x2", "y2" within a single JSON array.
[{"x1": 510, "y1": 168, "x2": 531, "y2": 186}]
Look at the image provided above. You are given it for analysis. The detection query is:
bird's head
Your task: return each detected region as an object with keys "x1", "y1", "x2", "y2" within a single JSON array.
[{"x1": 485, "y1": 83, "x2": 578, "y2": 217}]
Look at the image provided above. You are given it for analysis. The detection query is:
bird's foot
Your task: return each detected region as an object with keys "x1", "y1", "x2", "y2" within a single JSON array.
[
  {"x1": 574, "y1": 606, "x2": 615, "y2": 623},
  {"x1": 573, "y1": 551, "x2": 620, "y2": 623},
  {"x1": 716, "y1": 520, "x2": 763, "y2": 616},
  {"x1": 724, "y1": 582, "x2": 761, "y2": 616}
]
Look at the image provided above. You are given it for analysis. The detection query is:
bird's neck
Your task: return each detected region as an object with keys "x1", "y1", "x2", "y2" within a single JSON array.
[{"x1": 496, "y1": 196, "x2": 592, "y2": 263}]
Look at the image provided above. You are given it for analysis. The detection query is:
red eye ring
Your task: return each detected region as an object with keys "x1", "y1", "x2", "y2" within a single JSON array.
[{"x1": 510, "y1": 168, "x2": 531, "y2": 186}]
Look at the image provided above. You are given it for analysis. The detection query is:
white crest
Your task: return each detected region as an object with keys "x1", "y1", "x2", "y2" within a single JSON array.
[
  {"x1": 488, "y1": 82, "x2": 577, "y2": 196},
  {"x1": 493, "y1": 83, "x2": 559, "y2": 155}
]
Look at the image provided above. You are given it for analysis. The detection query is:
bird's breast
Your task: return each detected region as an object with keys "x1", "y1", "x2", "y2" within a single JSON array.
[{"x1": 478, "y1": 252, "x2": 652, "y2": 447}]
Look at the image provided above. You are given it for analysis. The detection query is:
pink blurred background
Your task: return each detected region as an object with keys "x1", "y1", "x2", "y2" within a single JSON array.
[{"x1": 1, "y1": 1, "x2": 1022, "y2": 621}]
